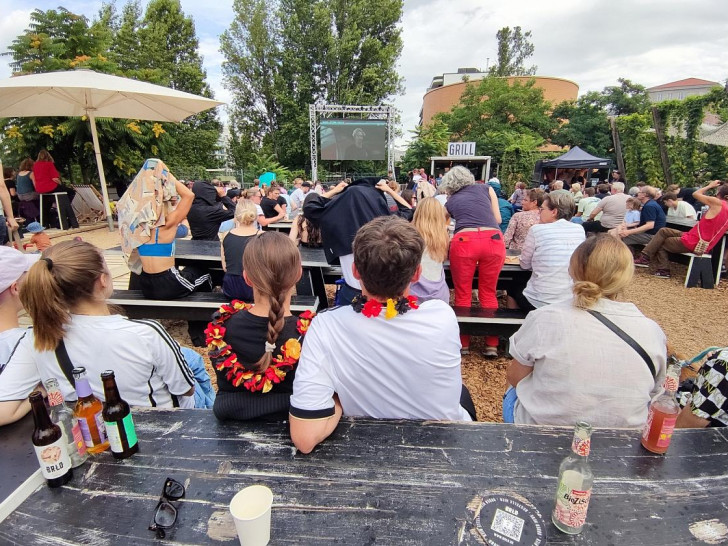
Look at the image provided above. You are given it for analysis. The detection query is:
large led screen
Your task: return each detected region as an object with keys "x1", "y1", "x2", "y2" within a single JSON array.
[{"x1": 320, "y1": 119, "x2": 387, "y2": 161}]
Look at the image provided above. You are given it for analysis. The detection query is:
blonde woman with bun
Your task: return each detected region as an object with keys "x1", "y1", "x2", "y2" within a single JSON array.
[
  {"x1": 503, "y1": 235, "x2": 667, "y2": 427},
  {"x1": 221, "y1": 199, "x2": 261, "y2": 302}
]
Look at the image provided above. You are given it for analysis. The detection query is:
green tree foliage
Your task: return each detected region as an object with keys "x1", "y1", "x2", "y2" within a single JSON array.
[
  {"x1": 601, "y1": 78, "x2": 650, "y2": 116},
  {"x1": 488, "y1": 26, "x2": 537, "y2": 77},
  {"x1": 551, "y1": 92, "x2": 613, "y2": 157},
  {"x1": 401, "y1": 119, "x2": 450, "y2": 172},
  {"x1": 221, "y1": 0, "x2": 403, "y2": 173}
]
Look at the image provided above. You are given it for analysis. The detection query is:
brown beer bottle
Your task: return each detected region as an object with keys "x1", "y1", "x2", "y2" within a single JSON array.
[
  {"x1": 30, "y1": 391, "x2": 73, "y2": 488},
  {"x1": 101, "y1": 371, "x2": 139, "y2": 459},
  {"x1": 72, "y1": 367, "x2": 110, "y2": 454}
]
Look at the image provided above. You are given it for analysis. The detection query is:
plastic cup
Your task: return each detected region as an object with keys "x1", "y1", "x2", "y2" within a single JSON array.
[{"x1": 229, "y1": 485, "x2": 273, "y2": 546}]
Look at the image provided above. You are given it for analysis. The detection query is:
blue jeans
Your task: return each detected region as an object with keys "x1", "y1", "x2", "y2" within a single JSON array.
[
  {"x1": 502, "y1": 386, "x2": 517, "y2": 423},
  {"x1": 181, "y1": 347, "x2": 216, "y2": 409}
]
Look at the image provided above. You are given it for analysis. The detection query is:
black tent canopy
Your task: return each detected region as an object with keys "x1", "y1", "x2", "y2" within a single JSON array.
[{"x1": 532, "y1": 146, "x2": 613, "y2": 186}]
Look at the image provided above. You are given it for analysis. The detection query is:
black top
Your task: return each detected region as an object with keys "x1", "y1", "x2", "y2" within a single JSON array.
[
  {"x1": 187, "y1": 181, "x2": 234, "y2": 240},
  {"x1": 213, "y1": 311, "x2": 301, "y2": 421},
  {"x1": 260, "y1": 197, "x2": 280, "y2": 218},
  {"x1": 222, "y1": 232, "x2": 256, "y2": 276}
]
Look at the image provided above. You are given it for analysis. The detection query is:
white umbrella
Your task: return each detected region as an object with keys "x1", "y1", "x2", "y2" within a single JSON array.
[{"x1": 0, "y1": 69, "x2": 224, "y2": 229}]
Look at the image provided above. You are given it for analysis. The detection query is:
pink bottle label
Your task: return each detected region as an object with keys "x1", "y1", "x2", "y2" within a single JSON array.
[
  {"x1": 72, "y1": 421, "x2": 87, "y2": 456},
  {"x1": 656, "y1": 417, "x2": 677, "y2": 448}
]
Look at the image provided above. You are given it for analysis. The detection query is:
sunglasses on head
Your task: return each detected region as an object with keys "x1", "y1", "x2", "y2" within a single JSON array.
[{"x1": 149, "y1": 477, "x2": 186, "y2": 539}]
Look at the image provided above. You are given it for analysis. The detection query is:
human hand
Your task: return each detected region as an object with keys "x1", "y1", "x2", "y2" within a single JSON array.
[
  {"x1": 375, "y1": 180, "x2": 390, "y2": 193},
  {"x1": 334, "y1": 181, "x2": 348, "y2": 193},
  {"x1": 706, "y1": 180, "x2": 722, "y2": 190},
  {"x1": 6, "y1": 216, "x2": 18, "y2": 231}
]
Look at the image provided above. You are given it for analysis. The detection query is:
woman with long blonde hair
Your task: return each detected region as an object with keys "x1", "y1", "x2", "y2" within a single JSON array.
[
  {"x1": 409, "y1": 197, "x2": 450, "y2": 304},
  {"x1": 209, "y1": 231, "x2": 314, "y2": 421}
]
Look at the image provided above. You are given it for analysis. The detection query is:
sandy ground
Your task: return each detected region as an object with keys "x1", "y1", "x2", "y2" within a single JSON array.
[{"x1": 40, "y1": 223, "x2": 728, "y2": 422}]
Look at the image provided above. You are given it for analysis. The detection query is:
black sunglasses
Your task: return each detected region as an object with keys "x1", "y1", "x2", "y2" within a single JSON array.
[{"x1": 149, "y1": 477, "x2": 186, "y2": 539}]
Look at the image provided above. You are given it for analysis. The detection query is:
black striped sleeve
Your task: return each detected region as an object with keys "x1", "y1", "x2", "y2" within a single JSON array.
[{"x1": 127, "y1": 318, "x2": 195, "y2": 387}]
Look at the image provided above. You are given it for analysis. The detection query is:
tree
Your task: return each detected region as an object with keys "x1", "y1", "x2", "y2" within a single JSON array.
[
  {"x1": 601, "y1": 78, "x2": 650, "y2": 116},
  {"x1": 551, "y1": 92, "x2": 613, "y2": 157},
  {"x1": 488, "y1": 26, "x2": 537, "y2": 77},
  {"x1": 401, "y1": 119, "x2": 450, "y2": 172}
]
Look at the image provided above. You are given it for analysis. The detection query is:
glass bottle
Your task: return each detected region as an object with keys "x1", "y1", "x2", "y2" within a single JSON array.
[
  {"x1": 30, "y1": 391, "x2": 73, "y2": 488},
  {"x1": 552, "y1": 421, "x2": 594, "y2": 534},
  {"x1": 641, "y1": 358, "x2": 681, "y2": 454},
  {"x1": 44, "y1": 378, "x2": 88, "y2": 468},
  {"x1": 101, "y1": 371, "x2": 139, "y2": 459},
  {"x1": 72, "y1": 367, "x2": 109, "y2": 454}
]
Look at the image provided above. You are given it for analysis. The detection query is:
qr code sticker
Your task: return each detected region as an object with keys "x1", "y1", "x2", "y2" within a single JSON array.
[{"x1": 491, "y1": 508, "x2": 525, "y2": 542}]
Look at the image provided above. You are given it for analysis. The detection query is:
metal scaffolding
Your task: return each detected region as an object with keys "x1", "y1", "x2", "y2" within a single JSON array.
[{"x1": 309, "y1": 103, "x2": 395, "y2": 181}]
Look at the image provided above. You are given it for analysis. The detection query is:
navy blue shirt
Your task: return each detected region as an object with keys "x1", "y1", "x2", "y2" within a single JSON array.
[{"x1": 639, "y1": 199, "x2": 666, "y2": 235}]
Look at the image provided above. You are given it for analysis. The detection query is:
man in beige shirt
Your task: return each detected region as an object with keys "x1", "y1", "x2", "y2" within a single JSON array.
[{"x1": 583, "y1": 181, "x2": 630, "y2": 234}]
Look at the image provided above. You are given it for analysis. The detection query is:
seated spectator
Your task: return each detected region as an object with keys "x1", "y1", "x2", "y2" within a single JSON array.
[
  {"x1": 509, "y1": 181, "x2": 527, "y2": 211},
  {"x1": 570, "y1": 182, "x2": 583, "y2": 204},
  {"x1": 549, "y1": 180, "x2": 570, "y2": 197},
  {"x1": 507, "y1": 192, "x2": 585, "y2": 311},
  {"x1": 209, "y1": 232, "x2": 313, "y2": 421},
  {"x1": 260, "y1": 185, "x2": 286, "y2": 223},
  {"x1": 505, "y1": 235, "x2": 667, "y2": 426},
  {"x1": 303, "y1": 178, "x2": 412, "y2": 305},
  {"x1": 401, "y1": 189, "x2": 416, "y2": 208},
  {"x1": 663, "y1": 192, "x2": 697, "y2": 219},
  {"x1": 583, "y1": 181, "x2": 629, "y2": 234},
  {"x1": 442, "y1": 166, "x2": 503, "y2": 357},
  {"x1": 571, "y1": 187, "x2": 601, "y2": 224},
  {"x1": 677, "y1": 348, "x2": 728, "y2": 428},
  {"x1": 595, "y1": 183, "x2": 611, "y2": 200},
  {"x1": 619, "y1": 186, "x2": 667, "y2": 248},
  {"x1": 187, "y1": 180, "x2": 234, "y2": 240},
  {"x1": 612, "y1": 197, "x2": 642, "y2": 233},
  {"x1": 12, "y1": 240, "x2": 196, "y2": 407},
  {"x1": 0, "y1": 248, "x2": 41, "y2": 426},
  {"x1": 490, "y1": 181, "x2": 514, "y2": 233},
  {"x1": 503, "y1": 189, "x2": 543, "y2": 251},
  {"x1": 16, "y1": 158, "x2": 40, "y2": 224},
  {"x1": 289, "y1": 194, "x2": 322, "y2": 248},
  {"x1": 289, "y1": 216, "x2": 473, "y2": 453},
  {"x1": 289, "y1": 179, "x2": 311, "y2": 218},
  {"x1": 220, "y1": 200, "x2": 260, "y2": 302},
  {"x1": 409, "y1": 197, "x2": 450, "y2": 304},
  {"x1": 634, "y1": 181, "x2": 728, "y2": 278}
]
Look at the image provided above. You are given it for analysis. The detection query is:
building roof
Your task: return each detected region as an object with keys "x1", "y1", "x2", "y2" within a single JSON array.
[{"x1": 647, "y1": 78, "x2": 720, "y2": 91}]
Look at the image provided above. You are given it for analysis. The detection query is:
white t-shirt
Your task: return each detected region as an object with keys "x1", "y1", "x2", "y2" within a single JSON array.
[
  {"x1": 509, "y1": 299, "x2": 666, "y2": 427},
  {"x1": 290, "y1": 188, "x2": 306, "y2": 216},
  {"x1": 0, "y1": 328, "x2": 40, "y2": 402},
  {"x1": 667, "y1": 201, "x2": 697, "y2": 219},
  {"x1": 338, "y1": 254, "x2": 361, "y2": 290},
  {"x1": 520, "y1": 219, "x2": 585, "y2": 308},
  {"x1": 9, "y1": 315, "x2": 195, "y2": 408},
  {"x1": 290, "y1": 300, "x2": 471, "y2": 421}
]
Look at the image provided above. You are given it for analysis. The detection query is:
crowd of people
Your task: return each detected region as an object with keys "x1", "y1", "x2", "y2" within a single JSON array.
[{"x1": 2, "y1": 162, "x2": 728, "y2": 455}]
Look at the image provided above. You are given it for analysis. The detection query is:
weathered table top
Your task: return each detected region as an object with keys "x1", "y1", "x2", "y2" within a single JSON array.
[
  {"x1": 666, "y1": 217, "x2": 698, "y2": 230},
  {"x1": 1, "y1": 409, "x2": 726, "y2": 545}
]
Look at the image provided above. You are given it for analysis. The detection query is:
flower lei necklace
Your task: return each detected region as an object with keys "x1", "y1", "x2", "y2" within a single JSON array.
[
  {"x1": 351, "y1": 294, "x2": 419, "y2": 319},
  {"x1": 205, "y1": 300, "x2": 315, "y2": 393}
]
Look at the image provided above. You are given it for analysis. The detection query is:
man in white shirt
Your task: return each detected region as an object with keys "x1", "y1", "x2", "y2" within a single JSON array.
[
  {"x1": 0, "y1": 247, "x2": 41, "y2": 425},
  {"x1": 663, "y1": 192, "x2": 697, "y2": 219},
  {"x1": 571, "y1": 187, "x2": 601, "y2": 224},
  {"x1": 583, "y1": 181, "x2": 630, "y2": 233},
  {"x1": 289, "y1": 179, "x2": 311, "y2": 217},
  {"x1": 507, "y1": 192, "x2": 585, "y2": 311},
  {"x1": 290, "y1": 216, "x2": 472, "y2": 453}
]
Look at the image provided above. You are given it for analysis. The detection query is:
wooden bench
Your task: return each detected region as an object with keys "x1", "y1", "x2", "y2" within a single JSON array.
[
  {"x1": 453, "y1": 307, "x2": 527, "y2": 338},
  {"x1": 108, "y1": 291, "x2": 318, "y2": 322}
]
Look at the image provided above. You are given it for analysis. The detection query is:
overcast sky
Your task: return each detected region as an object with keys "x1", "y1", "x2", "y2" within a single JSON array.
[{"x1": 2, "y1": 0, "x2": 727, "y2": 147}]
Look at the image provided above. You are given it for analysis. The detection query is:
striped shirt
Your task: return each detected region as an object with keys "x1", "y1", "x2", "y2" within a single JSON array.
[
  {"x1": 8, "y1": 315, "x2": 195, "y2": 408},
  {"x1": 520, "y1": 219, "x2": 586, "y2": 308}
]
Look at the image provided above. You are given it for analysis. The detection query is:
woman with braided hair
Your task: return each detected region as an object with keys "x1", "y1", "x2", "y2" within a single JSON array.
[{"x1": 208, "y1": 231, "x2": 315, "y2": 421}]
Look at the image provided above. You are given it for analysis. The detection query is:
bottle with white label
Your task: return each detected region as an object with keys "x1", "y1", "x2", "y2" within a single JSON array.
[
  {"x1": 101, "y1": 370, "x2": 139, "y2": 459},
  {"x1": 552, "y1": 421, "x2": 593, "y2": 534},
  {"x1": 44, "y1": 378, "x2": 88, "y2": 468},
  {"x1": 30, "y1": 391, "x2": 73, "y2": 488},
  {"x1": 72, "y1": 367, "x2": 109, "y2": 454}
]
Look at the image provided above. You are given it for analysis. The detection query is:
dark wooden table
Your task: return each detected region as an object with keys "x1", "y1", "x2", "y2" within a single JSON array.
[{"x1": 2, "y1": 409, "x2": 726, "y2": 544}]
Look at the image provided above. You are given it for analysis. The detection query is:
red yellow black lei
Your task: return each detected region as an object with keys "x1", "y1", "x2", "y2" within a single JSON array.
[
  {"x1": 351, "y1": 294, "x2": 419, "y2": 319},
  {"x1": 205, "y1": 300, "x2": 315, "y2": 393}
]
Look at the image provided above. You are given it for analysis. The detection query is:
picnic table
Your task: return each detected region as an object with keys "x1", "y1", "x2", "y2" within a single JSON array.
[{"x1": 1, "y1": 408, "x2": 726, "y2": 544}]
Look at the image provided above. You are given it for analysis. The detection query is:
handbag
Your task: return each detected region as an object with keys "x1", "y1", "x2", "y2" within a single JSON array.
[
  {"x1": 586, "y1": 310, "x2": 656, "y2": 379},
  {"x1": 694, "y1": 217, "x2": 728, "y2": 255}
]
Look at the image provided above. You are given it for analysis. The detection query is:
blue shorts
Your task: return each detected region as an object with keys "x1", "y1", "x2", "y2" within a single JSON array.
[{"x1": 502, "y1": 386, "x2": 517, "y2": 423}]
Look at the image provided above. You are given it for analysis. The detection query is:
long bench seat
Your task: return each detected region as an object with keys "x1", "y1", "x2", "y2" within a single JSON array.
[
  {"x1": 453, "y1": 307, "x2": 527, "y2": 338},
  {"x1": 108, "y1": 290, "x2": 318, "y2": 321}
]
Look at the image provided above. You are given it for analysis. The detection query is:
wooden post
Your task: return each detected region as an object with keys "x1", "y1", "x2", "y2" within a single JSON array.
[
  {"x1": 609, "y1": 116, "x2": 627, "y2": 183},
  {"x1": 651, "y1": 106, "x2": 673, "y2": 187}
]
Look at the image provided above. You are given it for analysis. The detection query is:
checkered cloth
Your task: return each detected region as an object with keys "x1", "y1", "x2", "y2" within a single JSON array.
[{"x1": 684, "y1": 349, "x2": 728, "y2": 426}]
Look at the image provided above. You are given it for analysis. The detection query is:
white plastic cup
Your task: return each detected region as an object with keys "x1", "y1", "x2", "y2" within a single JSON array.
[{"x1": 229, "y1": 485, "x2": 273, "y2": 546}]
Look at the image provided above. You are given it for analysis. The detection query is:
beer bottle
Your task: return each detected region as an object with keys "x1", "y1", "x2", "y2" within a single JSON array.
[
  {"x1": 30, "y1": 391, "x2": 73, "y2": 488},
  {"x1": 641, "y1": 358, "x2": 681, "y2": 454},
  {"x1": 72, "y1": 367, "x2": 109, "y2": 454},
  {"x1": 44, "y1": 378, "x2": 88, "y2": 468},
  {"x1": 552, "y1": 421, "x2": 593, "y2": 534},
  {"x1": 101, "y1": 371, "x2": 139, "y2": 459}
]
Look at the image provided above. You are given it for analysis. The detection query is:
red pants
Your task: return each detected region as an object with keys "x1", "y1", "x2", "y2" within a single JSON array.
[{"x1": 449, "y1": 229, "x2": 506, "y2": 348}]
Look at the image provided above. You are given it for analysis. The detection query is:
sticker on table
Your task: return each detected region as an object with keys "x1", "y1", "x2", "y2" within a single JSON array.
[{"x1": 475, "y1": 494, "x2": 546, "y2": 546}]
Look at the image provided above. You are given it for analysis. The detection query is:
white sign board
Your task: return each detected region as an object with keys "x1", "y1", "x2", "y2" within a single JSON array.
[{"x1": 447, "y1": 142, "x2": 476, "y2": 156}]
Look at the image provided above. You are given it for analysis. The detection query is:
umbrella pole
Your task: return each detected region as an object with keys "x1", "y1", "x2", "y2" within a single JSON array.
[{"x1": 88, "y1": 113, "x2": 115, "y2": 231}]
